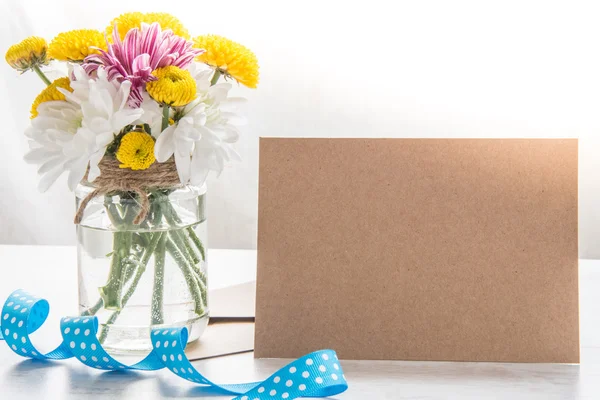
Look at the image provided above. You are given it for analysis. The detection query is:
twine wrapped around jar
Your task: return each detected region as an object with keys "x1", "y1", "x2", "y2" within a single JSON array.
[{"x1": 74, "y1": 157, "x2": 181, "y2": 225}]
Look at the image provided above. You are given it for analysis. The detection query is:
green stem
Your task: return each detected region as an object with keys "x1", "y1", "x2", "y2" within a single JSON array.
[
  {"x1": 185, "y1": 233, "x2": 201, "y2": 264},
  {"x1": 165, "y1": 237, "x2": 205, "y2": 315},
  {"x1": 158, "y1": 193, "x2": 179, "y2": 223},
  {"x1": 168, "y1": 231, "x2": 199, "y2": 279},
  {"x1": 161, "y1": 105, "x2": 170, "y2": 132},
  {"x1": 151, "y1": 234, "x2": 167, "y2": 325},
  {"x1": 187, "y1": 227, "x2": 206, "y2": 261},
  {"x1": 198, "y1": 269, "x2": 208, "y2": 286},
  {"x1": 98, "y1": 193, "x2": 149, "y2": 310},
  {"x1": 105, "y1": 202, "x2": 123, "y2": 228},
  {"x1": 176, "y1": 229, "x2": 201, "y2": 264},
  {"x1": 98, "y1": 232, "x2": 132, "y2": 310},
  {"x1": 194, "y1": 271, "x2": 208, "y2": 308},
  {"x1": 150, "y1": 196, "x2": 163, "y2": 228},
  {"x1": 210, "y1": 69, "x2": 222, "y2": 86},
  {"x1": 32, "y1": 64, "x2": 51, "y2": 85},
  {"x1": 121, "y1": 257, "x2": 138, "y2": 285},
  {"x1": 160, "y1": 196, "x2": 206, "y2": 261},
  {"x1": 160, "y1": 206, "x2": 201, "y2": 272},
  {"x1": 133, "y1": 231, "x2": 150, "y2": 247},
  {"x1": 99, "y1": 232, "x2": 164, "y2": 343},
  {"x1": 81, "y1": 202, "x2": 141, "y2": 317},
  {"x1": 122, "y1": 197, "x2": 139, "y2": 223},
  {"x1": 159, "y1": 195, "x2": 207, "y2": 314},
  {"x1": 121, "y1": 232, "x2": 150, "y2": 283},
  {"x1": 140, "y1": 234, "x2": 161, "y2": 266},
  {"x1": 81, "y1": 202, "x2": 123, "y2": 317},
  {"x1": 81, "y1": 298, "x2": 103, "y2": 317}
]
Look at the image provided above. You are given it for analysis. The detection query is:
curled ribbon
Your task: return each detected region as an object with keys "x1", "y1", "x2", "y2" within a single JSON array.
[{"x1": 0, "y1": 289, "x2": 348, "y2": 399}]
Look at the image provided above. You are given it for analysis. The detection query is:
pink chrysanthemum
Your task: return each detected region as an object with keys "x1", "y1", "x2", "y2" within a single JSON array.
[{"x1": 83, "y1": 22, "x2": 203, "y2": 107}]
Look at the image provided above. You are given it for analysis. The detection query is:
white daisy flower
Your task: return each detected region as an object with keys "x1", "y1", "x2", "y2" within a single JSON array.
[
  {"x1": 24, "y1": 101, "x2": 82, "y2": 192},
  {"x1": 24, "y1": 65, "x2": 143, "y2": 191},
  {"x1": 154, "y1": 63, "x2": 245, "y2": 185}
]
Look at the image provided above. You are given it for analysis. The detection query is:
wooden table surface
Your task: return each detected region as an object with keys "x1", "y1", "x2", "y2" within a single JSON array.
[{"x1": 0, "y1": 245, "x2": 598, "y2": 399}]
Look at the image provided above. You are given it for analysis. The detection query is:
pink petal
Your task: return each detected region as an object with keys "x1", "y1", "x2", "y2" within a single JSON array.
[{"x1": 81, "y1": 21, "x2": 200, "y2": 106}]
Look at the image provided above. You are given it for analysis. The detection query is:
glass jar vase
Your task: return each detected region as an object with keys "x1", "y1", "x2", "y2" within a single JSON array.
[{"x1": 75, "y1": 184, "x2": 208, "y2": 353}]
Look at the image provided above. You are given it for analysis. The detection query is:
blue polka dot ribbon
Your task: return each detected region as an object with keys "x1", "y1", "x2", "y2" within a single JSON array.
[{"x1": 0, "y1": 289, "x2": 348, "y2": 399}]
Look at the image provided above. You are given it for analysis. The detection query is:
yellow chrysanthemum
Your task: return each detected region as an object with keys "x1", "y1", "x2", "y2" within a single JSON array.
[
  {"x1": 116, "y1": 131, "x2": 156, "y2": 170},
  {"x1": 107, "y1": 12, "x2": 189, "y2": 40},
  {"x1": 146, "y1": 66, "x2": 196, "y2": 106},
  {"x1": 48, "y1": 29, "x2": 107, "y2": 61},
  {"x1": 5, "y1": 36, "x2": 50, "y2": 72},
  {"x1": 193, "y1": 35, "x2": 259, "y2": 88},
  {"x1": 30, "y1": 77, "x2": 72, "y2": 119}
]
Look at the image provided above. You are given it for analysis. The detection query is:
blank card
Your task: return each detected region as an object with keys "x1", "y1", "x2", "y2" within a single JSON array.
[{"x1": 255, "y1": 138, "x2": 579, "y2": 363}]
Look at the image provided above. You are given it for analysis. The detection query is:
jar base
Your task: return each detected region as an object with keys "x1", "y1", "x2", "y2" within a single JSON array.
[{"x1": 100, "y1": 313, "x2": 209, "y2": 355}]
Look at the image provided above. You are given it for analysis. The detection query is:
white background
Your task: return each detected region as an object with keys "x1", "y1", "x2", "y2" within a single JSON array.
[{"x1": 1, "y1": 0, "x2": 599, "y2": 257}]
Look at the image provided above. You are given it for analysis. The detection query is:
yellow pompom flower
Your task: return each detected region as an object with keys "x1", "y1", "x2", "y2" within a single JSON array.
[
  {"x1": 48, "y1": 30, "x2": 107, "y2": 61},
  {"x1": 116, "y1": 131, "x2": 156, "y2": 170},
  {"x1": 30, "y1": 77, "x2": 72, "y2": 119},
  {"x1": 5, "y1": 36, "x2": 50, "y2": 72},
  {"x1": 193, "y1": 34, "x2": 259, "y2": 88},
  {"x1": 146, "y1": 66, "x2": 196, "y2": 106},
  {"x1": 107, "y1": 12, "x2": 189, "y2": 40}
]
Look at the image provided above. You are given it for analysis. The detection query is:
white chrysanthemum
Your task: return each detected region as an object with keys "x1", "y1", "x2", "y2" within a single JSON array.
[
  {"x1": 24, "y1": 101, "x2": 82, "y2": 192},
  {"x1": 154, "y1": 63, "x2": 245, "y2": 185},
  {"x1": 24, "y1": 65, "x2": 143, "y2": 191}
]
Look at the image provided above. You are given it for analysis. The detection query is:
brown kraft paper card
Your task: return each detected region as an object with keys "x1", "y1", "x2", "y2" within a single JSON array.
[{"x1": 255, "y1": 138, "x2": 579, "y2": 363}]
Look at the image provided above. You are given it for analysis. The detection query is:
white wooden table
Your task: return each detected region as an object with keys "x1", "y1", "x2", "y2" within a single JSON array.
[{"x1": 0, "y1": 245, "x2": 598, "y2": 399}]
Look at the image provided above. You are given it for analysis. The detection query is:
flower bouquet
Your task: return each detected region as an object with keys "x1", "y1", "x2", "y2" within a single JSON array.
[{"x1": 5, "y1": 12, "x2": 258, "y2": 352}]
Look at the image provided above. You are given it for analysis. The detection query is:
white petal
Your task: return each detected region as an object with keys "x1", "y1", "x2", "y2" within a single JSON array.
[
  {"x1": 219, "y1": 98, "x2": 247, "y2": 114},
  {"x1": 135, "y1": 96, "x2": 163, "y2": 137},
  {"x1": 96, "y1": 131, "x2": 115, "y2": 147},
  {"x1": 96, "y1": 67, "x2": 108, "y2": 81},
  {"x1": 220, "y1": 112, "x2": 247, "y2": 126},
  {"x1": 190, "y1": 146, "x2": 210, "y2": 186},
  {"x1": 90, "y1": 84, "x2": 113, "y2": 117},
  {"x1": 67, "y1": 157, "x2": 89, "y2": 190},
  {"x1": 38, "y1": 156, "x2": 64, "y2": 174},
  {"x1": 24, "y1": 126, "x2": 37, "y2": 139},
  {"x1": 228, "y1": 146, "x2": 242, "y2": 162},
  {"x1": 71, "y1": 63, "x2": 89, "y2": 81},
  {"x1": 116, "y1": 80, "x2": 132, "y2": 110},
  {"x1": 214, "y1": 147, "x2": 227, "y2": 171},
  {"x1": 58, "y1": 88, "x2": 82, "y2": 105},
  {"x1": 38, "y1": 165, "x2": 65, "y2": 193},
  {"x1": 87, "y1": 150, "x2": 105, "y2": 182},
  {"x1": 151, "y1": 120, "x2": 163, "y2": 137},
  {"x1": 111, "y1": 109, "x2": 143, "y2": 132},
  {"x1": 24, "y1": 148, "x2": 53, "y2": 163},
  {"x1": 210, "y1": 83, "x2": 233, "y2": 100},
  {"x1": 197, "y1": 126, "x2": 219, "y2": 143},
  {"x1": 175, "y1": 135, "x2": 194, "y2": 156},
  {"x1": 154, "y1": 125, "x2": 176, "y2": 162},
  {"x1": 224, "y1": 126, "x2": 240, "y2": 143},
  {"x1": 174, "y1": 150, "x2": 191, "y2": 184}
]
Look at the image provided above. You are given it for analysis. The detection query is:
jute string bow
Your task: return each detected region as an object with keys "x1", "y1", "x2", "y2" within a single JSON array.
[{"x1": 74, "y1": 157, "x2": 181, "y2": 225}]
